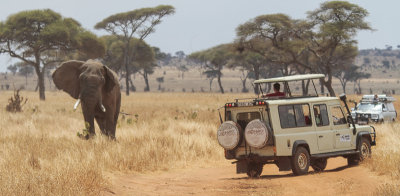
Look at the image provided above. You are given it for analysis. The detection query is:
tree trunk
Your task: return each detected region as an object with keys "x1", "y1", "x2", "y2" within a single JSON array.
[
  {"x1": 124, "y1": 41, "x2": 131, "y2": 96},
  {"x1": 209, "y1": 78, "x2": 214, "y2": 92},
  {"x1": 217, "y1": 71, "x2": 224, "y2": 94},
  {"x1": 37, "y1": 68, "x2": 46, "y2": 100},
  {"x1": 321, "y1": 78, "x2": 335, "y2": 97},
  {"x1": 125, "y1": 65, "x2": 130, "y2": 96},
  {"x1": 341, "y1": 81, "x2": 347, "y2": 94},
  {"x1": 253, "y1": 65, "x2": 260, "y2": 94},
  {"x1": 143, "y1": 71, "x2": 150, "y2": 92},
  {"x1": 319, "y1": 79, "x2": 325, "y2": 95},
  {"x1": 302, "y1": 80, "x2": 310, "y2": 96},
  {"x1": 128, "y1": 77, "x2": 136, "y2": 92}
]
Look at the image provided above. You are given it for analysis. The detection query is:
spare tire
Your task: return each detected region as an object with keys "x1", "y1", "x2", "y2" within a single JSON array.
[
  {"x1": 245, "y1": 119, "x2": 270, "y2": 148},
  {"x1": 217, "y1": 121, "x2": 242, "y2": 150}
]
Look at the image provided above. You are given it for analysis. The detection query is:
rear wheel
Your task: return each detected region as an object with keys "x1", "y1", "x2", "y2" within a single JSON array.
[
  {"x1": 291, "y1": 147, "x2": 310, "y2": 176},
  {"x1": 311, "y1": 158, "x2": 327, "y2": 172},
  {"x1": 246, "y1": 162, "x2": 263, "y2": 178}
]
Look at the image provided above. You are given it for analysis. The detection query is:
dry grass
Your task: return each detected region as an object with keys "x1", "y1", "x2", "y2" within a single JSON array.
[
  {"x1": 0, "y1": 91, "x2": 252, "y2": 195},
  {"x1": 368, "y1": 123, "x2": 400, "y2": 195},
  {"x1": 0, "y1": 91, "x2": 399, "y2": 195}
]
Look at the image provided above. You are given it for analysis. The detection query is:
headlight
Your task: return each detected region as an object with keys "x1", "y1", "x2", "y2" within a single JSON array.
[
  {"x1": 371, "y1": 114, "x2": 379, "y2": 119},
  {"x1": 217, "y1": 121, "x2": 241, "y2": 150}
]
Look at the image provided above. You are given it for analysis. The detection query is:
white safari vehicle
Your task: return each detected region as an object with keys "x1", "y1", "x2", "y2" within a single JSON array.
[
  {"x1": 217, "y1": 74, "x2": 376, "y2": 177},
  {"x1": 351, "y1": 95, "x2": 397, "y2": 123}
]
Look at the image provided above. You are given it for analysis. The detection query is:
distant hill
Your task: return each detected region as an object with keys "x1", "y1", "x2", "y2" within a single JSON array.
[{"x1": 355, "y1": 48, "x2": 400, "y2": 78}]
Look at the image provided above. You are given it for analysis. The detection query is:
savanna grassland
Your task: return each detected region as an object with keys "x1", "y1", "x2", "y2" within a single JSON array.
[{"x1": 0, "y1": 92, "x2": 399, "y2": 195}]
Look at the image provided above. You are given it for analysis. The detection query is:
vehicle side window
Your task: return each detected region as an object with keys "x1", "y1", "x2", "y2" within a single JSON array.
[
  {"x1": 331, "y1": 106, "x2": 347, "y2": 125},
  {"x1": 388, "y1": 103, "x2": 396, "y2": 112},
  {"x1": 313, "y1": 104, "x2": 329, "y2": 126},
  {"x1": 279, "y1": 104, "x2": 311, "y2": 129}
]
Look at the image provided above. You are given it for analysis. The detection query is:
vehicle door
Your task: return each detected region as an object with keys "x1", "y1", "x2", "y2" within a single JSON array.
[
  {"x1": 382, "y1": 103, "x2": 396, "y2": 121},
  {"x1": 387, "y1": 103, "x2": 397, "y2": 121},
  {"x1": 330, "y1": 105, "x2": 353, "y2": 150},
  {"x1": 313, "y1": 104, "x2": 334, "y2": 152}
]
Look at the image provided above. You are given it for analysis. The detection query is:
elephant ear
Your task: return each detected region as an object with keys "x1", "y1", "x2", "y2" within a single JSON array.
[
  {"x1": 104, "y1": 65, "x2": 119, "y2": 92},
  {"x1": 52, "y1": 60, "x2": 85, "y2": 99}
]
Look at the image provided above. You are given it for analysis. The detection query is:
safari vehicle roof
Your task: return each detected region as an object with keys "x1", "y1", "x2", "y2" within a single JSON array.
[
  {"x1": 360, "y1": 94, "x2": 396, "y2": 103},
  {"x1": 263, "y1": 96, "x2": 339, "y2": 106},
  {"x1": 253, "y1": 74, "x2": 325, "y2": 84}
]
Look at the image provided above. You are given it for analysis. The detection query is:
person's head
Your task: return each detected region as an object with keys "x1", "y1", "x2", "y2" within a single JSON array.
[
  {"x1": 314, "y1": 107, "x2": 319, "y2": 115},
  {"x1": 273, "y1": 83, "x2": 280, "y2": 92}
]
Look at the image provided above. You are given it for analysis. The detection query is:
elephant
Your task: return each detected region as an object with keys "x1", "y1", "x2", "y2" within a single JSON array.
[{"x1": 52, "y1": 59, "x2": 121, "y2": 139}]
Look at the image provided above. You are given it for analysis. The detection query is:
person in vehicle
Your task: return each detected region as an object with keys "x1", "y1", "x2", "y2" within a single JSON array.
[
  {"x1": 314, "y1": 107, "x2": 321, "y2": 126},
  {"x1": 264, "y1": 83, "x2": 285, "y2": 98}
]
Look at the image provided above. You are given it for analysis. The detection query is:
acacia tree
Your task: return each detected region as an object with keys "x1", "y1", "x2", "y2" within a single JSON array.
[
  {"x1": 101, "y1": 35, "x2": 155, "y2": 91},
  {"x1": 95, "y1": 5, "x2": 175, "y2": 95},
  {"x1": 236, "y1": 1, "x2": 371, "y2": 96},
  {"x1": 0, "y1": 9, "x2": 104, "y2": 100},
  {"x1": 306, "y1": 1, "x2": 371, "y2": 96},
  {"x1": 190, "y1": 44, "x2": 233, "y2": 94}
]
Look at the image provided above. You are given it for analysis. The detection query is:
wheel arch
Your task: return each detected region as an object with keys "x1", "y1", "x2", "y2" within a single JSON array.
[
  {"x1": 356, "y1": 131, "x2": 372, "y2": 149},
  {"x1": 292, "y1": 140, "x2": 310, "y2": 156}
]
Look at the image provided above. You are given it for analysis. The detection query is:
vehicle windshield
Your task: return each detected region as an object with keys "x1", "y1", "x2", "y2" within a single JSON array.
[{"x1": 357, "y1": 103, "x2": 382, "y2": 112}]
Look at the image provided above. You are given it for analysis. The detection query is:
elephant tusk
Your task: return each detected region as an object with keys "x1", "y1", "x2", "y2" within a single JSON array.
[
  {"x1": 73, "y1": 99, "x2": 81, "y2": 110},
  {"x1": 100, "y1": 104, "x2": 106, "y2": 112}
]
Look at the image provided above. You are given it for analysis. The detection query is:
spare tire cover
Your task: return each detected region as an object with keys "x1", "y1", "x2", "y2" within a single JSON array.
[
  {"x1": 217, "y1": 121, "x2": 241, "y2": 150},
  {"x1": 245, "y1": 119, "x2": 269, "y2": 148}
]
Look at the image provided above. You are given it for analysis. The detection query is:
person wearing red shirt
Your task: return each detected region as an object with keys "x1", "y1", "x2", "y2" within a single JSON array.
[{"x1": 264, "y1": 83, "x2": 285, "y2": 98}]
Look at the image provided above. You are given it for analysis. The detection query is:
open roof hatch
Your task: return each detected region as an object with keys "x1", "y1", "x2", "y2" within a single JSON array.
[{"x1": 253, "y1": 74, "x2": 325, "y2": 98}]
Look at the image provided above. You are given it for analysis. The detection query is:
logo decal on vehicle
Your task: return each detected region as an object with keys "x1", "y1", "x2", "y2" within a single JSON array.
[{"x1": 340, "y1": 134, "x2": 351, "y2": 142}]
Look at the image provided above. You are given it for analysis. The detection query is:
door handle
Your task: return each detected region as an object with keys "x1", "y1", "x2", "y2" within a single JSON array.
[{"x1": 319, "y1": 135, "x2": 323, "y2": 138}]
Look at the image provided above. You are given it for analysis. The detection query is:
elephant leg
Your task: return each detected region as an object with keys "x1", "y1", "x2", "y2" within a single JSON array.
[
  {"x1": 105, "y1": 115, "x2": 116, "y2": 140},
  {"x1": 83, "y1": 115, "x2": 95, "y2": 139},
  {"x1": 95, "y1": 116, "x2": 107, "y2": 136}
]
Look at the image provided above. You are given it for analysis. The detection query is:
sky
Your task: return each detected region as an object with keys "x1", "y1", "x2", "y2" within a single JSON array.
[{"x1": 0, "y1": 0, "x2": 399, "y2": 71}]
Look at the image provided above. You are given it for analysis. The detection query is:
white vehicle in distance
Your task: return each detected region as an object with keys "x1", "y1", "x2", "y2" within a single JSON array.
[
  {"x1": 351, "y1": 95, "x2": 397, "y2": 123},
  {"x1": 217, "y1": 74, "x2": 376, "y2": 177}
]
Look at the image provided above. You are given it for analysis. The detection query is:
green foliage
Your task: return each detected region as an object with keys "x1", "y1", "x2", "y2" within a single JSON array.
[
  {"x1": 235, "y1": 1, "x2": 372, "y2": 96},
  {"x1": 95, "y1": 5, "x2": 174, "y2": 95},
  {"x1": 101, "y1": 35, "x2": 155, "y2": 73},
  {"x1": 0, "y1": 9, "x2": 104, "y2": 100}
]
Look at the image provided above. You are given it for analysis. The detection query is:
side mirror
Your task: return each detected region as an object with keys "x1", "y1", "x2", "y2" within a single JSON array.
[{"x1": 383, "y1": 108, "x2": 388, "y2": 112}]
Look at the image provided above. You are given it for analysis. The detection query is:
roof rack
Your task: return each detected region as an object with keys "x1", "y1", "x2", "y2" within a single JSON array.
[
  {"x1": 253, "y1": 74, "x2": 325, "y2": 84},
  {"x1": 361, "y1": 94, "x2": 396, "y2": 103}
]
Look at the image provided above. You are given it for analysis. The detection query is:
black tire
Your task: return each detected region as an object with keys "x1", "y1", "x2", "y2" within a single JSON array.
[
  {"x1": 311, "y1": 158, "x2": 327, "y2": 172},
  {"x1": 347, "y1": 137, "x2": 371, "y2": 166},
  {"x1": 246, "y1": 162, "x2": 263, "y2": 178},
  {"x1": 291, "y1": 147, "x2": 310, "y2": 176}
]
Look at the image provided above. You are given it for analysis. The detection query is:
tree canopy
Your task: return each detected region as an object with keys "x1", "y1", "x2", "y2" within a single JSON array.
[
  {"x1": 95, "y1": 5, "x2": 175, "y2": 95},
  {"x1": 0, "y1": 9, "x2": 104, "y2": 100},
  {"x1": 235, "y1": 1, "x2": 371, "y2": 96}
]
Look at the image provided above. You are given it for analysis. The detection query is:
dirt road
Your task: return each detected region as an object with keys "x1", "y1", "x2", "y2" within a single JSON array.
[{"x1": 104, "y1": 157, "x2": 388, "y2": 196}]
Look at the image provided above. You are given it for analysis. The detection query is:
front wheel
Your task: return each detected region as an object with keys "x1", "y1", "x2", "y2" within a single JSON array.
[
  {"x1": 311, "y1": 158, "x2": 327, "y2": 172},
  {"x1": 347, "y1": 137, "x2": 371, "y2": 166},
  {"x1": 246, "y1": 162, "x2": 263, "y2": 178},
  {"x1": 291, "y1": 147, "x2": 310, "y2": 176}
]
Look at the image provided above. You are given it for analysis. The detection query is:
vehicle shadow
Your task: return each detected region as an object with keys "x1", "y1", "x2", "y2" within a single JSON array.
[{"x1": 224, "y1": 165, "x2": 351, "y2": 180}]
